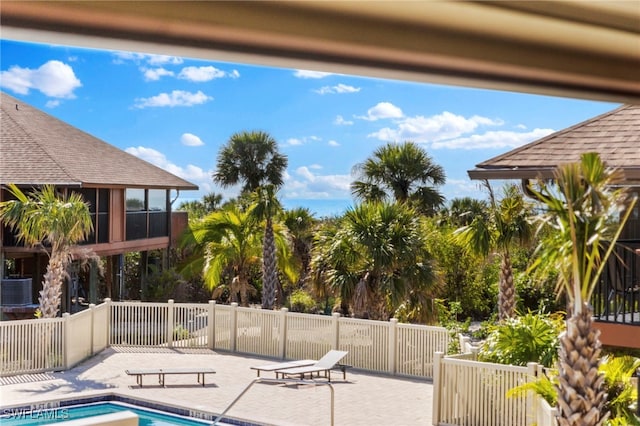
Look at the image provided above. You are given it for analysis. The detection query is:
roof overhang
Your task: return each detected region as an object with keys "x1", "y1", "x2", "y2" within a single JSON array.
[
  {"x1": 467, "y1": 167, "x2": 557, "y2": 181},
  {"x1": 1, "y1": 1, "x2": 639, "y2": 104},
  {"x1": 468, "y1": 166, "x2": 640, "y2": 185}
]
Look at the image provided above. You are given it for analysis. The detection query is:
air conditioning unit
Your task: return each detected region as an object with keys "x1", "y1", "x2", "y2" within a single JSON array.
[{"x1": 1, "y1": 278, "x2": 33, "y2": 306}]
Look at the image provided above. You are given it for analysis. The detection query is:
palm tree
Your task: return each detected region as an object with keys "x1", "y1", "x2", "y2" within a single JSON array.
[
  {"x1": 453, "y1": 183, "x2": 533, "y2": 320},
  {"x1": 179, "y1": 205, "x2": 262, "y2": 306},
  {"x1": 180, "y1": 202, "x2": 296, "y2": 307},
  {"x1": 0, "y1": 184, "x2": 93, "y2": 318},
  {"x1": 312, "y1": 202, "x2": 438, "y2": 320},
  {"x1": 178, "y1": 192, "x2": 223, "y2": 221},
  {"x1": 529, "y1": 153, "x2": 635, "y2": 426},
  {"x1": 213, "y1": 130, "x2": 288, "y2": 194},
  {"x1": 351, "y1": 141, "x2": 446, "y2": 215},
  {"x1": 443, "y1": 196, "x2": 488, "y2": 227},
  {"x1": 282, "y1": 207, "x2": 317, "y2": 290},
  {"x1": 250, "y1": 185, "x2": 283, "y2": 309}
]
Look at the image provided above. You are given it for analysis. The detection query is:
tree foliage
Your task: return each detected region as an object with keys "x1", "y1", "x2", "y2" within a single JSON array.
[
  {"x1": 213, "y1": 130, "x2": 287, "y2": 194},
  {"x1": 0, "y1": 184, "x2": 94, "y2": 318},
  {"x1": 311, "y1": 201, "x2": 439, "y2": 321},
  {"x1": 529, "y1": 153, "x2": 636, "y2": 426},
  {"x1": 351, "y1": 141, "x2": 446, "y2": 215}
]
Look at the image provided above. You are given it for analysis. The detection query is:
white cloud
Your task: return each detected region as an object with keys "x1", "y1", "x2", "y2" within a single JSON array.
[
  {"x1": 178, "y1": 66, "x2": 227, "y2": 82},
  {"x1": 284, "y1": 135, "x2": 321, "y2": 147},
  {"x1": 125, "y1": 146, "x2": 253, "y2": 203},
  {"x1": 229, "y1": 70, "x2": 240, "y2": 79},
  {"x1": 146, "y1": 55, "x2": 183, "y2": 65},
  {"x1": 281, "y1": 166, "x2": 352, "y2": 199},
  {"x1": 296, "y1": 166, "x2": 315, "y2": 181},
  {"x1": 315, "y1": 83, "x2": 361, "y2": 95},
  {"x1": 516, "y1": 124, "x2": 527, "y2": 130},
  {"x1": 357, "y1": 102, "x2": 404, "y2": 121},
  {"x1": 142, "y1": 67, "x2": 174, "y2": 81},
  {"x1": 328, "y1": 140, "x2": 340, "y2": 147},
  {"x1": 112, "y1": 51, "x2": 146, "y2": 64},
  {"x1": 309, "y1": 164, "x2": 323, "y2": 170},
  {"x1": 432, "y1": 128, "x2": 555, "y2": 150},
  {"x1": 334, "y1": 115, "x2": 354, "y2": 126},
  {"x1": 45, "y1": 100, "x2": 61, "y2": 108},
  {"x1": 180, "y1": 133, "x2": 205, "y2": 147},
  {"x1": 293, "y1": 69, "x2": 332, "y2": 79},
  {"x1": 133, "y1": 90, "x2": 212, "y2": 108},
  {"x1": 286, "y1": 138, "x2": 304, "y2": 146},
  {"x1": 0, "y1": 60, "x2": 81, "y2": 98},
  {"x1": 112, "y1": 52, "x2": 183, "y2": 69},
  {"x1": 125, "y1": 145, "x2": 210, "y2": 185},
  {"x1": 368, "y1": 111, "x2": 503, "y2": 142}
]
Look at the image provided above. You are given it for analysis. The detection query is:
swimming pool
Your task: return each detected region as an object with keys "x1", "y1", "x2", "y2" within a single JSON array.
[{"x1": 0, "y1": 401, "x2": 214, "y2": 426}]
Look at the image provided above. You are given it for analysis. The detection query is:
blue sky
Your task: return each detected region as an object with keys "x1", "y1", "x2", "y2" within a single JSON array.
[{"x1": 1, "y1": 39, "x2": 620, "y2": 217}]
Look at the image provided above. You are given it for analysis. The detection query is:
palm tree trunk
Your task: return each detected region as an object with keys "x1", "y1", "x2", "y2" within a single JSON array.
[
  {"x1": 556, "y1": 303, "x2": 609, "y2": 426},
  {"x1": 261, "y1": 218, "x2": 278, "y2": 309},
  {"x1": 38, "y1": 254, "x2": 66, "y2": 318},
  {"x1": 353, "y1": 274, "x2": 369, "y2": 318},
  {"x1": 498, "y1": 251, "x2": 516, "y2": 320}
]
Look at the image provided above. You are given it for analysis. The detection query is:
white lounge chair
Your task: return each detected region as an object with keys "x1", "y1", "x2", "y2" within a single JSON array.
[
  {"x1": 250, "y1": 359, "x2": 316, "y2": 377},
  {"x1": 275, "y1": 350, "x2": 349, "y2": 381}
]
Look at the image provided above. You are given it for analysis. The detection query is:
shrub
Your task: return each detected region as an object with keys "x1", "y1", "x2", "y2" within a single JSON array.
[
  {"x1": 600, "y1": 355, "x2": 640, "y2": 424},
  {"x1": 479, "y1": 311, "x2": 564, "y2": 367},
  {"x1": 509, "y1": 355, "x2": 640, "y2": 425},
  {"x1": 288, "y1": 289, "x2": 317, "y2": 313}
]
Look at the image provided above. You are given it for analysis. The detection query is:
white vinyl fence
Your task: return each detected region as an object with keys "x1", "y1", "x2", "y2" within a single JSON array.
[
  {"x1": 1, "y1": 299, "x2": 450, "y2": 378},
  {"x1": 432, "y1": 351, "x2": 556, "y2": 426}
]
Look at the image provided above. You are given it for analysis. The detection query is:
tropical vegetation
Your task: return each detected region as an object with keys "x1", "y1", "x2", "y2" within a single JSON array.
[
  {"x1": 453, "y1": 183, "x2": 533, "y2": 320},
  {"x1": 212, "y1": 130, "x2": 289, "y2": 309},
  {"x1": 529, "y1": 153, "x2": 636, "y2": 426},
  {"x1": 351, "y1": 141, "x2": 446, "y2": 215},
  {"x1": 0, "y1": 184, "x2": 95, "y2": 318},
  {"x1": 310, "y1": 201, "x2": 439, "y2": 321}
]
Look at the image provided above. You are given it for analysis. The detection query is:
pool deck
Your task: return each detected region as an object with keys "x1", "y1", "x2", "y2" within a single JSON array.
[{"x1": 0, "y1": 347, "x2": 434, "y2": 425}]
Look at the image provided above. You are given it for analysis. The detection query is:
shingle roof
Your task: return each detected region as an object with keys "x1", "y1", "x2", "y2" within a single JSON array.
[
  {"x1": 468, "y1": 104, "x2": 640, "y2": 183},
  {"x1": 0, "y1": 92, "x2": 198, "y2": 190}
]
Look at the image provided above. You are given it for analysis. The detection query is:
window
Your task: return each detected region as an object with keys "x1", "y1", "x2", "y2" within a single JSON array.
[
  {"x1": 126, "y1": 189, "x2": 145, "y2": 211},
  {"x1": 125, "y1": 189, "x2": 169, "y2": 240},
  {"x1": 148, "y1": 189, "x2": 167, "y2": 211}
]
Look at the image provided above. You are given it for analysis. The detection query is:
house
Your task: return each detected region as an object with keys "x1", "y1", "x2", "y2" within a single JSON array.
[
  {"x1": 469, "y1": 104, "x2": 640, "y2": 349},
  {"x1": 0, "y1": 91, "x2": 198, "y2": 317}
]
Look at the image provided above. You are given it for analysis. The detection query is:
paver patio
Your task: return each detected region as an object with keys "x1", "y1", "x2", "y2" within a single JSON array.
[{"x1": 0, "y1": 347, "x2": 433, "y2": 425}]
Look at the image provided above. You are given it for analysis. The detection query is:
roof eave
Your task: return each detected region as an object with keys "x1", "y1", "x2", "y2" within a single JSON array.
[
  {"x1": 468, "y1": 167, "x2": 640, "y2": 185},
  {"x1": 467, "y1": 168, "x2": 556, "y2": 181}
]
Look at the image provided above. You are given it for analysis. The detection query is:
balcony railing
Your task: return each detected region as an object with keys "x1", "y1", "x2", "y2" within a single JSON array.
[{"x1": 593, "y1": 241, "x2": 640, "y2": 325}]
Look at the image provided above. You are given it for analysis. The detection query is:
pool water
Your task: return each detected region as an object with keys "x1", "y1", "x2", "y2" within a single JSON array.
[{"x1": 0, "y1": 402, "x2": 213, "y2": 425}]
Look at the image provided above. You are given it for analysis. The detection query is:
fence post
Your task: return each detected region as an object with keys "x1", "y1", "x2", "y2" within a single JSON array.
[
  {"x1": 89, "y1": 304, "x2": 96, "y2": 356},
  {"x1": 208, "y1": 300, "x2": 216, "y2": 350},
  {"x1": 432, "y1": 351, "x2": 443, "y2": 426},
  {"x1": 167, "y1": 299, "x2": 174, "y2": 348},
  {"x1": 63, "y1": 313, "x2": 71, "y2": 369},
  {"x1": 388, "y1": 318, "x2": 398, "y2": 374},
  {"x1": 104, "y1": 298, "x2": 112, "y2": 347},
  {"x1": 279, "y1": 307, "x2": 288, "y2": 359},
  {"x1": 526, "y1": 362, "x2": 538, "y2": 426},
  {"x1": 230, "y1": 302, "x2": 238, "y2": 353},
  {"x1": 470, "y1": 345, "x2": 479, "y2": 361},
  {"x1": 332, "y1": 312, "x2": 341, "y2": 349}
]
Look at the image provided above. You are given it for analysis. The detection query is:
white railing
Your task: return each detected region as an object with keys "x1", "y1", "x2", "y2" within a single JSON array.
[
  {"x1": 537, "y1": 398, "x2": 558, "y2": 426},
  {"x1": 0, "y1": 316, "x2": 65, "y2": 375},
  {"x1": 0, "y1": 299, "x2": 450, "y2": 379},
  {"x1": 285, "y1": 311, "x2": 335, "y2": 360},
  {"x1": 433, "y1": 351, "x2": 549, "y2": 426},
  {"x1": 1, "y1": 299, "x2": 563, "y2": 425}
]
